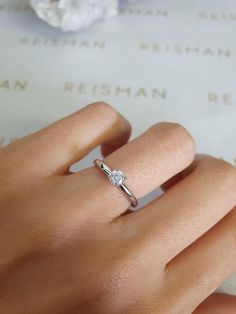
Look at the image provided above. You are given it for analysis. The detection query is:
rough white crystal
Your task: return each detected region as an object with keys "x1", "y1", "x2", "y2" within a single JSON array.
[{"x1": 30, "y1": 0, "x2": 119, "y2": 31}]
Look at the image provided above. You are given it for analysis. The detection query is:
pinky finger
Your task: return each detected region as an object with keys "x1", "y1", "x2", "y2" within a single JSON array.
[{"x1": 163, "y1": 208, "x2": 236, "y2": 313}]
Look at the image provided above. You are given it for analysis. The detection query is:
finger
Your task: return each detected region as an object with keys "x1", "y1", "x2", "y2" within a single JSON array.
[
  {"x1": 161, "y1": 154, "x2": 207, "y2": 192},
  {"x1": 194, "y1": 293, "x2": 236, "y2": 314},
  {"x1": 0, "y1": 102, "x2": 131, "y2": 184},
  {"x1": 68, "y1": 122, "x2": 195, "y2": 220},
  {"x1": 123, "y1": 156, "x2": 236, "y2": 265},
  {"x1": 163, "y1": 209, "x2": 236, "y2": 313}
]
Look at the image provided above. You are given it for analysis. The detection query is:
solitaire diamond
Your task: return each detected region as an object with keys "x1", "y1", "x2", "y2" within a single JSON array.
[
  {"x1": 94, "y1": 159, "x2": 138, "y2": 207},
  {"x1": 108, "y1": 170, "x2": 126, "y2": 187}
]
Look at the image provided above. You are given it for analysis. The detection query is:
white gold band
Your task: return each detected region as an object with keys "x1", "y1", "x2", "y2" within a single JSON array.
[{"x1": 93, "y1": 159, "x2": 138, "y2": 208}]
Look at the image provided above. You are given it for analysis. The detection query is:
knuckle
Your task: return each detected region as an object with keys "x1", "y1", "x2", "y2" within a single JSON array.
[
  {"x1": 198, "y1": 156, "x2": 236, "y2": 195},
  {"x1": 228, "y1": 208, "x2": 236, "y2": 228},
  {"x1": 223, "y1": 167, "x2": 236, "y2": 188},
  {"x1": 88, "y1": 102, "x2": 118, "y2": 119},
  {"x1": 163, "y1": 122, "x2": 194, "y2": 147},
  {"x1": 149, "y1": 122, "x2": 195, "y2": 161},
  {"x1": 88, "y1": 103, "x2": 132, "y2": 141},
  {"x1": 199, "y1": 156, "x2": 236, "y2": 180},
  {"x1": 231, "y1": 207, "x2": 236, "y2": 228},
  {"x1": 87, "y1": 102, "x2": 127, "y2": 130},
  {"x1": 224, "y1": 208, "x2": 236, "y2": 259}
]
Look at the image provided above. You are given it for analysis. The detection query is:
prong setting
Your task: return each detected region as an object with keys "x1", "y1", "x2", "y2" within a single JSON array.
[
  {"x1": 93, "y1": 159, "x2": 138, "y2": 207},
  {"x1": 108, "y1": 170, "x2": 126, "y2": 187}
]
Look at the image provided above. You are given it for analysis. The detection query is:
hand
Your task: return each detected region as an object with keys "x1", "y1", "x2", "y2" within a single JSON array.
[{"x1": 0, "y1": 102, "x2": 236, "y2": 314}]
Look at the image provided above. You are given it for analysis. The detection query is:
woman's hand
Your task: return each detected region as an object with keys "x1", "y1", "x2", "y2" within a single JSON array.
[{"x1": 0, "y1": 102, "x2": 236, "y2": 314}]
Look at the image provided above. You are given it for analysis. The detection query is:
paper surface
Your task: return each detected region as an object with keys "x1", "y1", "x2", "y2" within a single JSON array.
[{"x1": 0, "y1": 0, "x2": 236, "y2": 295}]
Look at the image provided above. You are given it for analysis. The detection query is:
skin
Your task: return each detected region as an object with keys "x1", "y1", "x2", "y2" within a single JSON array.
[{"x1": 0, "y1": 102, "x2": 236, "y2": 313}]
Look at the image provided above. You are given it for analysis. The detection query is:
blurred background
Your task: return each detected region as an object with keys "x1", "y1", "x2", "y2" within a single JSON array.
[{"x1": 0, "y1": 0, "x2": 236, "y2": 294}]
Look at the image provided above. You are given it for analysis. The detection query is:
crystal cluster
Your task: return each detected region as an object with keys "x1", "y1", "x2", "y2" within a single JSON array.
[{"x1": 30, "y1": 0, "x2": 119, "y2": 31}]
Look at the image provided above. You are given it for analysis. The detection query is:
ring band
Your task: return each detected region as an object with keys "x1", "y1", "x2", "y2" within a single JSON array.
[{"x1": 93, "y1": 159, "x2": 138, "y2": 208}]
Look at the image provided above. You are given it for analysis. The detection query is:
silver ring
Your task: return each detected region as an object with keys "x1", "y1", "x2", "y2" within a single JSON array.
[{"x1": 93, "y1": 159, "x2": 138, "y2": 208}]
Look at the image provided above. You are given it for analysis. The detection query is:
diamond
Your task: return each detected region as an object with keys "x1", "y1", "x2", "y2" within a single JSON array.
[{"x1": 108, "y1": 170, "x2": 126, "y2": 187}]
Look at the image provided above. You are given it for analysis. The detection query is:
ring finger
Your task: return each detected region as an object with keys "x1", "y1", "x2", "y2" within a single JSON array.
[{"x1": 68, "y1": 122, "x2": 195, "y2": 220}]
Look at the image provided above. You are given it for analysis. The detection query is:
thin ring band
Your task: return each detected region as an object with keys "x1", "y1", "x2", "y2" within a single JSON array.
[{"x1": 93, "y1": 159, "x2": 138, "y2": 208}]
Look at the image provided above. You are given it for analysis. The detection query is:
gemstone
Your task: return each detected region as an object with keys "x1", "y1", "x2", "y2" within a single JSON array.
[{"x1": 108, "y1": 170, "x2": 125, "y2": 187}]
